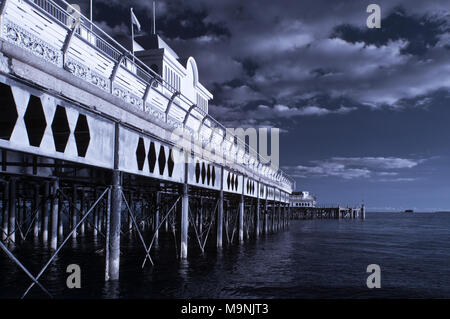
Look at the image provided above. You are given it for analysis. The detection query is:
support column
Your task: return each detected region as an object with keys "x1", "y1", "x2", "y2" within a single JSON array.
[
  {"x1": 128, "y1": 192, "x2": 133, "y2": 233},
  {"x1": 263, "y1": 199, "x2": 268, "y2": 234},
  {"x1": 270, "y1": 202, "x2": 275, "y2": 232},
  {"x1": 361, "y1": 204, "x2": 366, "y2": 219},
  {"x1": 108, "y1": 170, "x2": 122, "y2": 280},
  {"x1": 71, "y1": 186, "x2": 77, "y2": 239},
  {"x1": 33, "y1": 184, "x2": 40, "y2": 239},
  {"x1": 198, "y1": 197, "x2": 203, "y2": 235},
  {"x1": 155, "y1": 191, "x2": 160, "y2": 241},
  {"x1": 93, "y1": 189, "x2": 99, "y2": 237},
  {"x1": 2, "y1": 181, "x2": 9, "y2": 242},
  {"x1": 255, "y1": 197, "x2": 260, "y2": 238},
  {"x1": 50, "y1": 180, "x2": 59, "y2": 250},
  {"x1": 9, "y1": 178, "x2": 16, "y2": 243},
  {"x1": 239, "y1": 194, "x2": 244, "y2": 243},
  {"x1": 58, "y1": 196, "x2": 63, "y2": 238},
  {"x1": 41, "y1": 181, "x2": 49, "y2": 243},
  {"x1": 217, "y1": 190, "x2": 223, "y2": 248},
  {"x1": 277, "y1": 202, "x2": 281, "y2": 231},
  {"x1": 80, "y1": 190, "x2": 85, "y2": 236},
  {"x1": 180, "y1": 183, "x2": 189, "y2": 259}
]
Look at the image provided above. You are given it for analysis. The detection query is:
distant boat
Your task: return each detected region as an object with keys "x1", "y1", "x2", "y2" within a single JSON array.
[{"x1": 404, "y1": 209, "x2": 414, "y2": 213}]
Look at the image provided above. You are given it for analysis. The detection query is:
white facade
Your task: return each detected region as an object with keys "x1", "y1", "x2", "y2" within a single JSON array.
[
  {"x1": 290, "y1": 191, "x2": 317, "y2": 207},
  {"x1": 135, "y1": 35, "x2": 212, "y2": 113}
]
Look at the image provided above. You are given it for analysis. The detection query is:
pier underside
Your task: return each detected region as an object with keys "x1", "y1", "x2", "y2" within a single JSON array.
[{"x1": 0, "y1": 147, "x2": 290, "y2": 297}]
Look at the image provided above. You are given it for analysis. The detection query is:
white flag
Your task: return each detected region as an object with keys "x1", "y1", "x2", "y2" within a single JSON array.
[{"x1": 131, "y1": 8, "x2": 141, "y2": 32}]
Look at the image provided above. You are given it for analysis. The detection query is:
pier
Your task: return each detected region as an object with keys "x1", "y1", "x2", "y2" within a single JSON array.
[
  {"x1": 289, "y1": 206, "x2": 366, "y2": 220},
  {"x1": 0, "y1": 0, "x2": 294, "y2": 296}
]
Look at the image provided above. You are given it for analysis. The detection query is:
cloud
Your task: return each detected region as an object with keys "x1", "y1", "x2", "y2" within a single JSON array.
[
  {"x1": 284, "y1": 156, "x2": 426, "y2": 180},
  {"x1": 209, "y1": 101, "x2": 356, "y2": 128},
  {"x1": 329, "y1": 157, "x2": 423, "y2": 169},
  {"x1": 94, "y1": 0, "x2": 450, "y2": 115}
]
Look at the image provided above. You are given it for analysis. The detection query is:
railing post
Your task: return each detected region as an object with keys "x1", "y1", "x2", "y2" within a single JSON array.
[{"x1": 165, "y1": 91, "x2": 180, "y2": 123}]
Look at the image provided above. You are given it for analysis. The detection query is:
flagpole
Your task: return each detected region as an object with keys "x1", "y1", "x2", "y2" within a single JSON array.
[
  {"x1": 152, "y1": 1, "x2": 156, "y2": 35},
  {"x1": 130, "y1": 7, "x2": 135, "y2": 62},
  {"x1": 90, "y1": 0, "x2": 93, "y2": 31}
]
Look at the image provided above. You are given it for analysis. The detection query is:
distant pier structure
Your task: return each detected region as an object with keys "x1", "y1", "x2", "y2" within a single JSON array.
[
  {"x1": 0, "y1": 0, "x2": 294, "y2": 291},
  {"x1": 289, "y1": 192, "x2": 365, "y2": 220}
]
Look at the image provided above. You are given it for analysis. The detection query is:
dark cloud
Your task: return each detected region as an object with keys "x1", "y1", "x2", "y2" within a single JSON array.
[{"x1": 331, "y1": 7, "x2": 449, "y2": 56}]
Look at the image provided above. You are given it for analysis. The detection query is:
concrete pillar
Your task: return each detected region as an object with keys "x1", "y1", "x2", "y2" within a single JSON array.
[
  {"x1": 239, "y1": 194, "x2": 244, "y2": 243},
  {"x1": 180, "y1": 184, "x2": 189, "y2": 259},
  {"x1": 361, "y1": 204, "x2": 366, "y2": 219},
  {"x1": 50, "y1": 181, "x2": 59, "y2": 250},
  {"x1": 255, "y1": 197, "x2": 260, "y2": 238},
  {"x1": 198, "y1": 197, "x2": 203, "y2": 235},
  {"x1": 108, "y1": 170, "x2": 122, "y2": 280},
  {"x1": 71, "y1": 186, "x2": 77, "y2": 239},
  {"x1": 41, "y1": 181, "x2": 49, "y2": 243},
  {"x1": 33, "y1": 185, "x2": 40, "y2": 238},
  {"x1": 217, "y1": 190, "x2": 223, "y2": 248},
  {"x1": 93, "y1": 189, "x2": 99, "y2": 237},
  {"x1": 270, "y1": 202, "x2": 275, "y2": 232},
  {"x1": 17, "y1": 195, "x2": 22, "y2": 231},
  {"x1": 9, "y1": 179, "x2": 16, "y2": 243},
  {"x1": 155, "y1": 191, "x2": 160, "y2": 241},
  {"x1": 277, "y1": 202, "x2": 281, "y2": 231},
  {"x1": 58, "y1": 196, "x2": 63, "y2": 238},
  {"x1": 2, "y1": 181, "x2": 9, "y2": 242},
  {"x1": 128, "y1": 193, "x2": 133, "y2": 233},
  {"x1": 80, "y1": 190, "x2": 85, "y2": 236},
  {"x1": 165, "y1": 202, "x2": 169, "y2": 232},
  {"x1": 263, "y1": 200, "x2": 268, "y2": 234}
]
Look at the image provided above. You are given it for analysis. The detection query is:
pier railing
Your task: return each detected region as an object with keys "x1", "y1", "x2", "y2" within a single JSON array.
[{"x1": 0, "y1": 0, "x2": 294, "y2": 192}]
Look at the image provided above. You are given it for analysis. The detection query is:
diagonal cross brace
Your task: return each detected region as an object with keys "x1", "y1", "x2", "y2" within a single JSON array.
[{"x1": 21, "y1": 188, "x2": 110, "y2": 299}]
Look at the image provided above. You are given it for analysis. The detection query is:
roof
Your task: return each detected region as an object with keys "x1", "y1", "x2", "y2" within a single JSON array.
[{"x1": 134, "y1": 34, "x2": 179, "y2": 59}]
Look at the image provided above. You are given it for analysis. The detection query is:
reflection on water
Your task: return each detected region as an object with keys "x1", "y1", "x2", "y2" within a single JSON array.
[{"x1": 1, "y1": 213, "x2": 450, "y2": 298}]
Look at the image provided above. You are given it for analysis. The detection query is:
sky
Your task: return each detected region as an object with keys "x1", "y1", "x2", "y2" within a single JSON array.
[{"x1": 82, "y1": 0, "x2": 449, "y2": 211}]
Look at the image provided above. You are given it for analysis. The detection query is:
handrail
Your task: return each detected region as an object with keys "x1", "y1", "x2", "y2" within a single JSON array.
[{"x1": 18, "y1": 0, "x2": 294, "y2": 190}]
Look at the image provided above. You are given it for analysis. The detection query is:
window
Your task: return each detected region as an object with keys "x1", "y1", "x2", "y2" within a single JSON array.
[
  {"x1": 196, "y1": 94, "x2": 208, "y2": 113},
  {"x1": 163, "y1": 66, "x2": 180, "y2": 92}
]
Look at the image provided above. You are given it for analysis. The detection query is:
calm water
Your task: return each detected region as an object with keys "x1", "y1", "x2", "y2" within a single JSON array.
[{"x1": 1, "y1": 212, "x2": 449, "y2": 299}]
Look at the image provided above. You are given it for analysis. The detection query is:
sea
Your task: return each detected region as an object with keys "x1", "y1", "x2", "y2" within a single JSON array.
[{"x1": 1, "y1": 212, "x2": 449, "y2": 299}]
